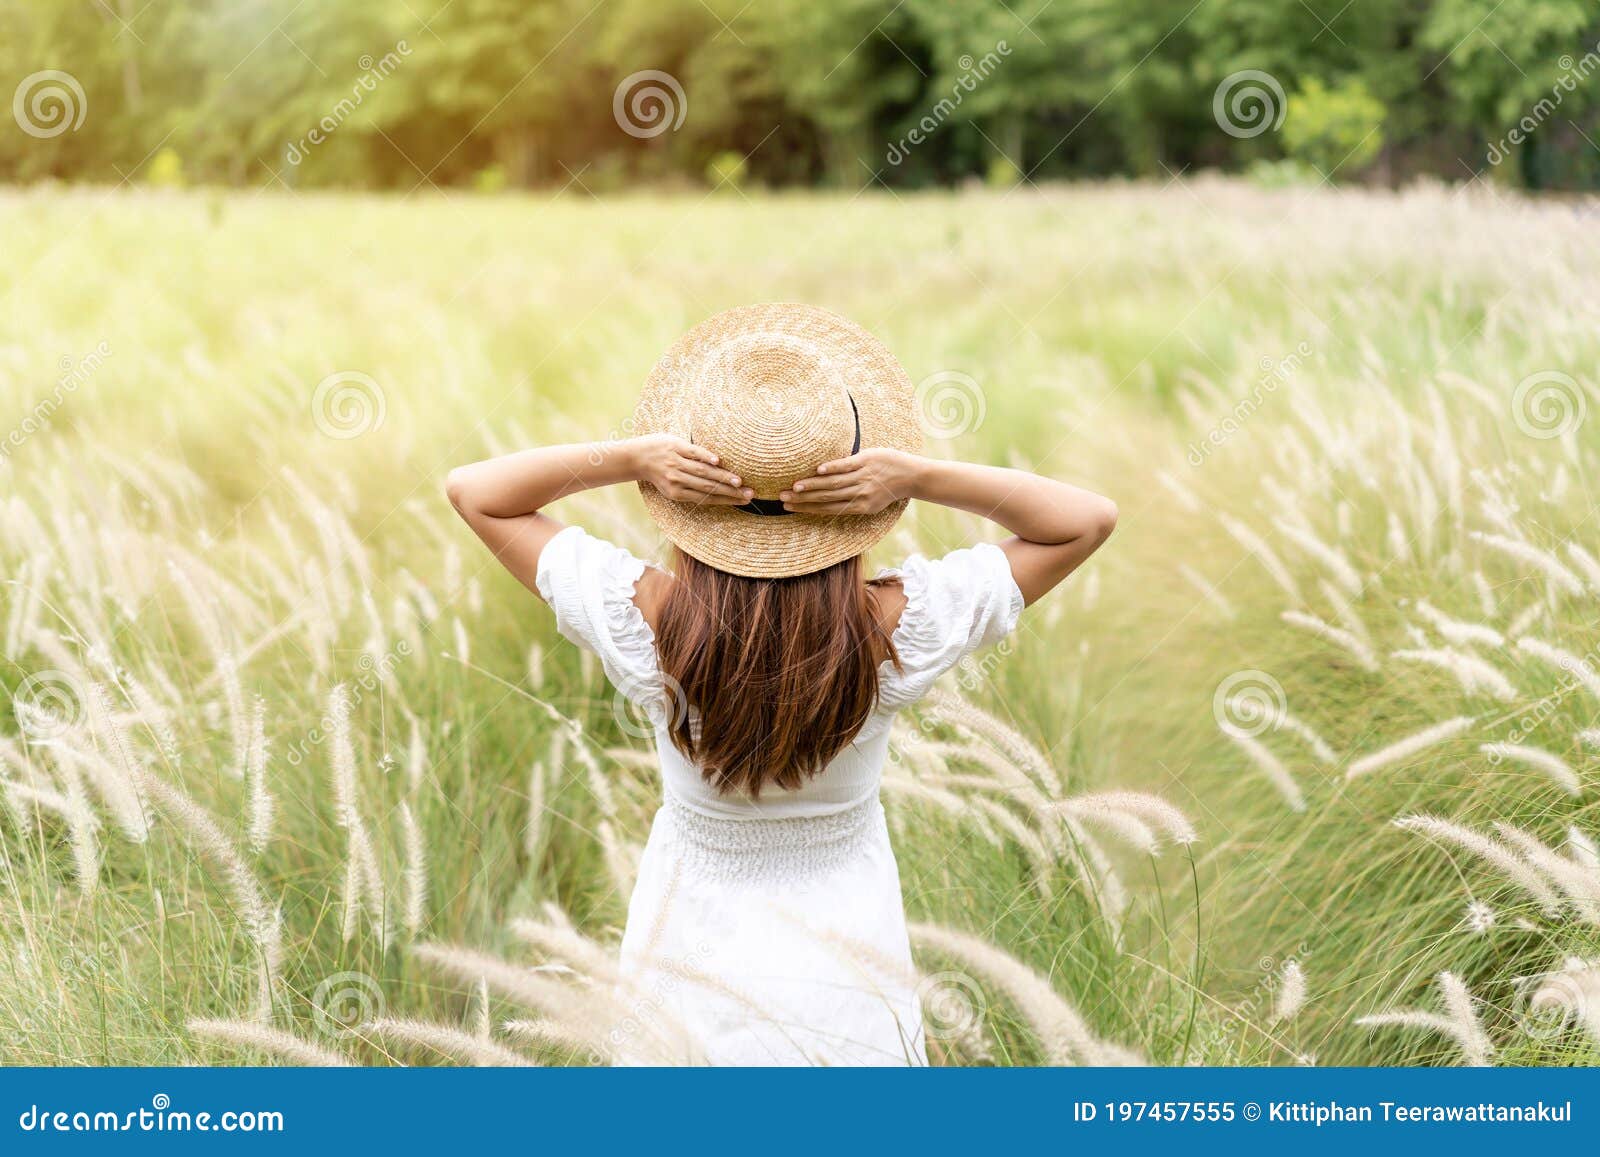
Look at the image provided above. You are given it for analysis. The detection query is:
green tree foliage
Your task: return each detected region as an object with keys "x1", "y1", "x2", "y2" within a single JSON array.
[
  {"x1": 1, "y1": 0, "x2": 1597, "y2": 190},
  {"x1": 1421, "y1": 0, "x2": 1600, "y2": 187},
  {"x1": 1284, "y1": 77, "x2": 1387, "y2": 179}
]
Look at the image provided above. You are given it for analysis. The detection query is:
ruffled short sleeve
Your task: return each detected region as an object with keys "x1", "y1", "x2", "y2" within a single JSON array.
[
  {"x1": 876, "y1": 542, "x2": 1025, "y2": 711},
  {"x1": 534, "y1": 525, "x2": 661, "y2": 705}
]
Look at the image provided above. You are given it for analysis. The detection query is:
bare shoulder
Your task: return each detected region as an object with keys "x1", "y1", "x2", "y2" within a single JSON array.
[
  {"x1": 632, "y1": 565, "x2": 674, "y2": 632},
  {"x1": 867, "y1": 575, "x2": 907, "y2": 636}
]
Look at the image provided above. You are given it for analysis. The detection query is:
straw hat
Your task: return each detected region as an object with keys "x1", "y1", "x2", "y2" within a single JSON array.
[{"x1": 634, "y1": 303, "x2": 923, "y2": 578}]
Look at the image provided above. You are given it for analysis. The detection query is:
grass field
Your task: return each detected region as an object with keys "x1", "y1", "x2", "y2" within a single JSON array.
[{"x1": 1, "y1": 178, "x2": 1598, "y2": 1066}]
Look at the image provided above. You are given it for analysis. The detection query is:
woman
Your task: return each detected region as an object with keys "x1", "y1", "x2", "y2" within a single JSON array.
[{"x1": 446, "y1": 304, "x2": 1116, "y2": 1065}]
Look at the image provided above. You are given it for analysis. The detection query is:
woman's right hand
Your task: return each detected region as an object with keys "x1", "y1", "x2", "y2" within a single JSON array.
[{"x1": 628, "y1": 434, "x2": 754, "y2": 506}]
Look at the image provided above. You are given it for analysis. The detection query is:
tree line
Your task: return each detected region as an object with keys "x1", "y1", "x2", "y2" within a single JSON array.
[{"x1": 4, "y1": 0, "x2": 1599, "y2": 192}]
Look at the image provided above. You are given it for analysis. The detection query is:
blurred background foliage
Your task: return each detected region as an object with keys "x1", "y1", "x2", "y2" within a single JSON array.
[{"x1": 3, "y1": 0, "x2": 1600, "y2": 191}]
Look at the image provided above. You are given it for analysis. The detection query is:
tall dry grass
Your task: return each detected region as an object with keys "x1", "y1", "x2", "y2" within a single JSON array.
[{"x1": 0, "y1": 178, "x2": 1596, "y2": 1065}]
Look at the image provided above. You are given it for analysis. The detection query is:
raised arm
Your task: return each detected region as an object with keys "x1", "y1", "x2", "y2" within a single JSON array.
[
  {"x1": 779, "y1": 450, "x2": 1116, "y2": 606},
  {"x1": 446, "y1": 435, "x2": 752, "y2": 596}
]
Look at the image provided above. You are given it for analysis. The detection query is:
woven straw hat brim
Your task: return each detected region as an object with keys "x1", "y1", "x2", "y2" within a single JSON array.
[{"x1": 634, "y1": 303, "x2": 923, "y2": 579}]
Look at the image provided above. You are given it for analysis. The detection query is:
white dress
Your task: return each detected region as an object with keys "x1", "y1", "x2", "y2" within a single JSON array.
[{"x1": 534, "y1": 525, "x2": 1023, "y2": 1066}]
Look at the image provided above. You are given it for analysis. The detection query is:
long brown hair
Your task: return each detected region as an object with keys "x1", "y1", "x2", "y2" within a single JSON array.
[{"x1": 653, "y1": 550, "x2": 900, "y2": 797}]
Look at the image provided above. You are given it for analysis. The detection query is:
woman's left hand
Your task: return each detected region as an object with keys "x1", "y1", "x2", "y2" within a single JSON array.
[{"x1": 779, "y1": 448, "x2": 924, "y2": 515}]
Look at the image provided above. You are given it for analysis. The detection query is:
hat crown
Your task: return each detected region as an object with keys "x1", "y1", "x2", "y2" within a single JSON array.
[
  {"x1": 691, "y1": 334, "x2": 855, "y2": 498},
  {"x1": 634, "y1": 303, "x2": 920, "y2": 578}
]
